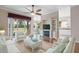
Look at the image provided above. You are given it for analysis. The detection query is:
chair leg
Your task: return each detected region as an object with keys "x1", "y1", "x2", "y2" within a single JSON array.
[
  {"x1": 32, "y1": 48, "x2": 34, "y2": 52},
  {"x1": 40, "y1": 43, "x2": 42, "y2": 48}
]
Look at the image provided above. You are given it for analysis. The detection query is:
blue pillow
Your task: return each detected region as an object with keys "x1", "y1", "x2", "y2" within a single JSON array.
[
  {"x1": 31, "y1": 35, "x2": 38, "y2": 42},
  {"x1": 31, "y1": 38, "x2": 38, "y2": 42}
]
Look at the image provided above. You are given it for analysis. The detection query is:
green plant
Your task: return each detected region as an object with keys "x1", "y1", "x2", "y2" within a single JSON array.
[
  {"x1": 13, "y1": 32, "x2": 15, "y2": 36},
  {"x1": 14, "y1": 21, "x2": 25, "y2": 28}
]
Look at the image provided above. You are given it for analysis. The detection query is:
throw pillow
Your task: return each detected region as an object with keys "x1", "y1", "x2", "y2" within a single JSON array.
[{"x1": 31, "y1": 35, "x2": 38, "y2": 42}]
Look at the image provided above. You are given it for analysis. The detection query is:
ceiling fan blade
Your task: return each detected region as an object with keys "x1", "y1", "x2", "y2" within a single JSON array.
[
  {"x1": 36, "y1": 9, "x2": 41, "y2": 12},
  {"x1": 36, "y1": 13, "x2": 42, "y2": 15},
  {"x1": 25, "y1": 7, "x2": 32, "y2": 12}
]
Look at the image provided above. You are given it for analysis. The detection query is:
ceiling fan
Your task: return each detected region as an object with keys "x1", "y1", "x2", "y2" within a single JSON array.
[{"x1": 25, "y1": 5, "x2": 42, "y2": 15}]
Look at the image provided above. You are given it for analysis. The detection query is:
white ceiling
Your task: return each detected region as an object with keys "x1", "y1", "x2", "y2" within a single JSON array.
[{"x1": 0, "y1": 5, "x2": 73, "y2": 17}]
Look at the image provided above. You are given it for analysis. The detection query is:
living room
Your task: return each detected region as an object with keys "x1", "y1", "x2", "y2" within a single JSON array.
[{"x1": 0, "y1": 5, "x2": 79, "y2": 53}]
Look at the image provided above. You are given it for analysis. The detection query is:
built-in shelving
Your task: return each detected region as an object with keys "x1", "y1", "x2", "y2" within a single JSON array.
[{"x1": 59, "y1": 6, "x2": 71, "y2": 39}]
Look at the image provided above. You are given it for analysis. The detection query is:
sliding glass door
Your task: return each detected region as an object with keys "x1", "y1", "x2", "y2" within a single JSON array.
[{"x1": 8, "y1": 17, "x2": 28, "y2": 41}]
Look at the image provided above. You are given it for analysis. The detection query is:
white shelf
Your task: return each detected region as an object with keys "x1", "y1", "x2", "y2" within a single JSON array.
[
  {"x1": 59, "y1": 29, "x2": 71, "y2": 36},
  {"x1": 59, "y1": 28, "x2": 71, "y2": 30}
]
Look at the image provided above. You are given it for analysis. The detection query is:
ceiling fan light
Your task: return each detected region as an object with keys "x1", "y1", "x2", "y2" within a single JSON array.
[{"x1": 31, "y1": 12, "x2": 35, "y2": 15}]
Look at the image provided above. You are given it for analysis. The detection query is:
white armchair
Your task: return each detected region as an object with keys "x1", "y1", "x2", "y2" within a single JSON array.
[
  {"x1": 24, "y1": 34, "x2": 42, "y2": 52},
  {"x1": 0, "y1": 37, "x2": 8, "y2": 53}
]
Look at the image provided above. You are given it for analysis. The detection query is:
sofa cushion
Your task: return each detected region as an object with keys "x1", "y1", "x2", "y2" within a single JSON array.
[{"x1": 52, "y1": 43, "x2": 67, "y2": 53}]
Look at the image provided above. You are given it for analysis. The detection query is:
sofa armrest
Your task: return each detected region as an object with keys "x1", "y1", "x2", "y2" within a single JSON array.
[
  {"x1": 0, "y1": 44, "x2": 8, "y2": 53},
  {"x1": 63, "y1": 38, "x2": 75, "y2": 53}
]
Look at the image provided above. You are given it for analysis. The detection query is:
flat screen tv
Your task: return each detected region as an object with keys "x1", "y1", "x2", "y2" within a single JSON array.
[{"x1": 43, "y1": 24, "x2": 50, "y2": 29}]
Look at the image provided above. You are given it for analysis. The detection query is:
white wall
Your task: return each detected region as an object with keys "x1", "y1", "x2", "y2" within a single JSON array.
[
  {"x1": 0, "y1": 9, "x2": 8, "y2": 35},
  {"x1": 42, "y1": 11, "x2": 58, "y2": 20},
  {"x1": 71, "y1": 6, "x2": 79, "y2": 41}
]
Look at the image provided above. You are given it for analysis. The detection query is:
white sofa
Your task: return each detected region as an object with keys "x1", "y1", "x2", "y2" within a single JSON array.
[
  {"x1": 24, "y1": 34, "x2": 42, "y2": 52},
  {"x1": 63, "y1": 37, "x2": 75, "y2": 53},
  {"x1": 6, "y1": 40, "x2": 20, "y2": 53},
  {"x1": 47, "y1": 37, "x2": 75, "y2": 53},
  {"x1": 0, "y1": 36, "x2": 20, "y2": 53},
  {"x1": 0, "y1": 37, "x2": 8, "y2": 53}
]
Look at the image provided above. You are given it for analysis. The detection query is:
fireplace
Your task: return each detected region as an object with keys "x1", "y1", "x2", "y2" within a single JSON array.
[{"x1": 43, "y1": 31, "x2": 50, "y2": 37}]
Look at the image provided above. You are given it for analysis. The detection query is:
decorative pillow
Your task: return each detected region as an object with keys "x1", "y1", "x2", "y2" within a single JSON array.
[
  {"x1": 0, "y1": 38, "x2": 5, "y2": 45},
  {"x1": 61, "y1": 37, "x2": 69, "y2": 43},
  {"x1": 0, "y1": 38, "x2": 5, "y2": 48},
  {"x1": 31, "y1": 35, "x2": 38, "y2": 42},
  {"x1": 32, "y1": 38, "x2": 38, "y2": 42}
]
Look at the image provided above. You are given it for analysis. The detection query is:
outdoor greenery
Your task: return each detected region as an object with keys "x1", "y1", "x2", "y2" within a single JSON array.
[
  {"x1": 15, "y1": 21, "x2": 27, "y2": 28},
  {"x1": 13, "y1": 21, "x2": 27, "y2": 36}
]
